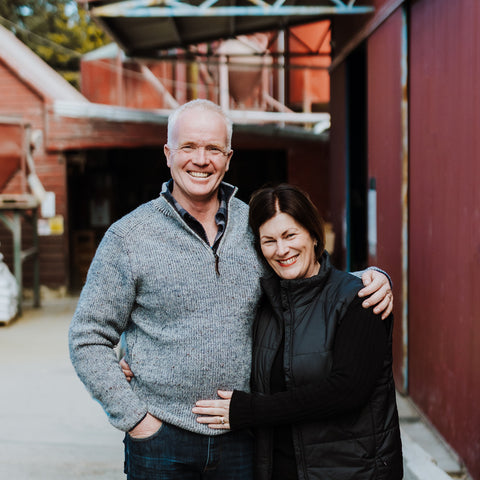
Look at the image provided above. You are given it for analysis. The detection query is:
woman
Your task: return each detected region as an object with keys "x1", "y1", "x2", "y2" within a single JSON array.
[{"x1": 192, "y1": 184, "x2": 403, "y2": 480}]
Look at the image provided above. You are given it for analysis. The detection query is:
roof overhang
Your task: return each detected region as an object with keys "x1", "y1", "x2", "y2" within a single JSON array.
[
  {"x1": 81, "y1": 0, "x2": 374, "y2": 57},
  {"x1": 45, "y1": 100, "x2": 328, "y2": 150}
]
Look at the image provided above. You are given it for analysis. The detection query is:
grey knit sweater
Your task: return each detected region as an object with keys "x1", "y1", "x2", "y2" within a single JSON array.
[{"x1": 69, "y1": 182, "x2": 264, "y2": 434}]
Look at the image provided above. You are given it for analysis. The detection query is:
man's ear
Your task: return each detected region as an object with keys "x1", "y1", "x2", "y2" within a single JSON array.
[
  {"x1": 164, "y1": 144, "x2": 171, "y2": 167},
  {"x1": 225, "y1": 150, "x2": 233, "y2": 172}
]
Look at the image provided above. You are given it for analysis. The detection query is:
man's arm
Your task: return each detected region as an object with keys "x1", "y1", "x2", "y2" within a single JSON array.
[
  {"x1": 68, "y1": 230, "x2": 148, "y2": 431},
  {"x1": 352, "y1": 268, "x2": 393, "y2": 320}
]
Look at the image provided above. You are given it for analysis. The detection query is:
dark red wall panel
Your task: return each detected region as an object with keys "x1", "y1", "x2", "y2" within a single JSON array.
[
  {"x1": 367, "y1": 9, "x2": 405, "y2": 391},
  {"x1": 409, "y1": 0, "x2": 480, "y2": 477}
]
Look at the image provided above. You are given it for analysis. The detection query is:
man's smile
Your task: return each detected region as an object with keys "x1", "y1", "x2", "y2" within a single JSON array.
[{"x1": 188, "y1": 171, "x2": 211, "y2": 178}]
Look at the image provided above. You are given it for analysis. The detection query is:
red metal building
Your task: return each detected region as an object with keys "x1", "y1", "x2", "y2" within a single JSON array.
[
  {"x1": 4, "y1": 0, "x2": 480, "y2": 477},
  {"x1": 330, "y1": 0, "x2": 480, "y2": 478},
  {"x1": 0, "y1": 23, "x2": 329, "y2": 295},
  {"x1": 4, "y1": 0, "x2": 480, "y2": 476}
]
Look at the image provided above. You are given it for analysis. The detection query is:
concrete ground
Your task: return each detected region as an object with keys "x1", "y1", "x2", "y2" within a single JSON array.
[
  {"x1": 0, "y1": 296, "x2": 469, "y2": 480},
  {"x1": 0, "y1": 296, "x2": 124, "y2": 480},
  {"x1": 398, "y1": 394, "x2": 468, "y2": 480}
]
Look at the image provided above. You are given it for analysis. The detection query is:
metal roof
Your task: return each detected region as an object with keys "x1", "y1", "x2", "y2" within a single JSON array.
[
  {"x1": 0, "y1": 25, "x2": 87, "y2": 104},
  {"x1": 82, "y1": 0, "x2": 374, "y2": 58}
]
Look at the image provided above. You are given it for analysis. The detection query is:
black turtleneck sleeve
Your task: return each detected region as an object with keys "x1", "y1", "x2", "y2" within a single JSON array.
[{"x1": 229, "y1": 296, "x2": 388, "y2": 430}]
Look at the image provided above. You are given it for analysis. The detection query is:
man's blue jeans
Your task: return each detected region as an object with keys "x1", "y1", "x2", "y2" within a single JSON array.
[{"x1": 124, "y1": 422, "x2": 254, "y2": 479}]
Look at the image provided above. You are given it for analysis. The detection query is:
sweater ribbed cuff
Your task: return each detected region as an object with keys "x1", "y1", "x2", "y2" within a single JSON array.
[
  {"x1": 229, "y1": 390, "x2": 254, "y2": 430},
  {"x1": 367, "y1": 266, "x2": 393, "y2": 288}
]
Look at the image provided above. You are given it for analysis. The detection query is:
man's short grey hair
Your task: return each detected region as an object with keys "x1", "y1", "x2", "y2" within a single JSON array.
[{"x1": 167, "y1": 99, "x2": 233, "y2": 150}]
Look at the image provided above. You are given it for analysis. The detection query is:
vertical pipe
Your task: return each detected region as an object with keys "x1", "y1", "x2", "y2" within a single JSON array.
[
  {"x1": 187, "y1": 60, "x2": 199, "y2": 100},
  {"x1": 277, "y1": 30, "x2": 285, "y2": 105},
  {"x1": 175, "y1": 50, "x2": 187, "y2": 105},
  {"x1": 21, "y1": 126, "x2": 29, "y2": 194},
  {"x1": 219, "y1": 54, "x2": 230, "y2": 111},
  {"x1": 116, "y1": 49, "x2": 124, "y2": 106},
  {"x1": 261, "y1": 64, "x2": 268, "y2": 110},
  {"x1": 13, "y1": 212, "x2": 22, "y2": 316},
  {"x1": 400, "y1": 6, "x2": 409, "y2": 392},
  {"x1": 303, "y1": 69, "x2": 312, "y2": 113},
  {"x1": 32, "y1": 208, "x2": 40, "y2": 308},
  {"x1": 368, "y1": 177, "x2": 377, "y2": 259},
  {"x1": 278, "y1": 30, "x2": 286, "y2": 127}
]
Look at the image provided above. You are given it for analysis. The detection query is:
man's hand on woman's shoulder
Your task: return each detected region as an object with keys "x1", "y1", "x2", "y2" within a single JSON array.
[{"x1": 358, "y1": 270, "x2": 393, "y2": 320}]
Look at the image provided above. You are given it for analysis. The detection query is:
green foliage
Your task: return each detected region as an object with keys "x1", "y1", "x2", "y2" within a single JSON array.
[{"x1": 0, "y1": 0, "x2": 110, "y2": 89}]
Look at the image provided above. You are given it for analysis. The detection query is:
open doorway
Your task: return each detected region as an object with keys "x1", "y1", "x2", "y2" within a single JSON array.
[
  {"x1": 345, "y1": 43, "x2": 368, "y2": 272},
  {"x1": 66, "y1": 146, "x2": 287, "y2": 291},
  {"x1": 67, "y1": 147, "x2": 169, "y2": 291},
  {"x1": 226, "y1": 149, "x2": 287, "y2": 203}
]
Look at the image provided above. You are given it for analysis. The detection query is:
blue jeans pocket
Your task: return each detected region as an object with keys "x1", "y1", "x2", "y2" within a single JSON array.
[
  {"x1": 127, "y1": 422, "x2": 165, "y2": 443},
  {"x1": 124, "y1": 422, "x2": 171, "y2": 479}
]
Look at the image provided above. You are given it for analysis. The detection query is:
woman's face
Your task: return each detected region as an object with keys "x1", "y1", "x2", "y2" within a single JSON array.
[{"x1": 259, "y1": 212, "x2": 319, "y2": 280}]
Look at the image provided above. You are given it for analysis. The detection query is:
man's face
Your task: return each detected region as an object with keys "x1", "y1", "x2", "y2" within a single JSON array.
[{"x1": 164, "y1": 108, "x2": 233, "y2": 207}]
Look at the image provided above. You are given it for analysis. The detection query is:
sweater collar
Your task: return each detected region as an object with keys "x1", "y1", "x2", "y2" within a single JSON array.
[
  {"x1": 155, "y1": 180, "x2": 237, "y2": 217},
  {"x1": 160, "y1": 180, "x2": 237, "y2": 204}
]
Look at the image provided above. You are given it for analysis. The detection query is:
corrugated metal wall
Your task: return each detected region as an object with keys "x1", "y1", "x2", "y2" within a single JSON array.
[
  {"x1": 367, "y1": 8, "x2": 405, "y2": 390},
  {"x1": 332, "y1": 0, "x2": 480, "y2": 477},
  {"x1": 409, "y1": 0, "x2": 480, "y2": 477},
  {"x1": 81, "y1": 59, "x2": 176, "y2": 109}
]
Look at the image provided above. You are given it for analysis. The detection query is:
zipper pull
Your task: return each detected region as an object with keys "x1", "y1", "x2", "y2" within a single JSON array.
[{"x1": 214, "y1": 253, "x2": 220, "y2": 275}]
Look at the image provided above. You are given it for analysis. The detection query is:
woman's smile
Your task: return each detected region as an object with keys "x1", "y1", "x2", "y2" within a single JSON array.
[{"x1": 277, "y1": 255, "x2": 299, "y2": 267}]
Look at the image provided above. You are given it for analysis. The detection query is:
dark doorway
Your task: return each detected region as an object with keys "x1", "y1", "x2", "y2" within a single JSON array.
[
  {"x1": 67, "y1": 146, "x2": 287, "y2": 290},
  {"x1": 345, "y1": 43, "x2": 368, "y2": 272},
  {"x1": 225, "y1": 149, "x2": 287, "y2": 203},
  {"x1": 67, "y1": 147, "x2": 169, "y2": 290}
]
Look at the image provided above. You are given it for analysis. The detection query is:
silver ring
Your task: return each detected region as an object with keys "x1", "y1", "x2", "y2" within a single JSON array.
[{"x1": 220, "y1": 417, "x2": 225, "y2": 425}]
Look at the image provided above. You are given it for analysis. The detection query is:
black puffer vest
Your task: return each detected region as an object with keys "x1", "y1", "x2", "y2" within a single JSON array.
[{"x1": 251, "y1": 252, "x2": 403, "y2": 480}]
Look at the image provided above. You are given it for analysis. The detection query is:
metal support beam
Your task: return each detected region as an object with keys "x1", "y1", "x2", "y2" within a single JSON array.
[
  {"x1": 218, "y1": 54, "x2": 229, "y2": 111},
  {"x1": 53, "y1": 101, "x2": 330, "y2": 128},
  {"x1": 400, "y1": 5, "x2": 409, "y2": 393},
  {"x1": 227, "y1": 109, "x2": 330, "y2": 125},
  {"x1": 139, "y1": 64, "x2": 180, "y2": 108},
  {"x1": 0, "y1": 200, "x2": 40, "y2": 315},
  {"x1": 92, "y1": 1, "x2": 374, "y2": 18}
]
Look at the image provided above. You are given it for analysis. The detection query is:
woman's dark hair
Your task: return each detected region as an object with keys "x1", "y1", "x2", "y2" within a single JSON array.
[{"x1": 248, "y1": 183, "x2": 325, "y2": 261}]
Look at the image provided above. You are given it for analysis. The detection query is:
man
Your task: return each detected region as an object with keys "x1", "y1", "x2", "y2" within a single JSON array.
[{"x1": 69, "y1": 99, "x2": 393, "y2": 480}]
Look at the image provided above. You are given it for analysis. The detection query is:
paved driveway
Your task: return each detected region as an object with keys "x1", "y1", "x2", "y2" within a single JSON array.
[{"x1": 0, "y1": 297, "x2": 124, "y2": 480}]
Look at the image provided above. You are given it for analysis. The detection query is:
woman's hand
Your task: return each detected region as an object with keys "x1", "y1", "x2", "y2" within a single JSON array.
[
  {"x1": 358, "y1": 270, "x2": 393, "y2": 320},
  {"x1": 192, "y1": 390, "x2": 233, "y2": 430},
  {"x1": 120, "y1": 357, "x2": 134, "y2": 382}
]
